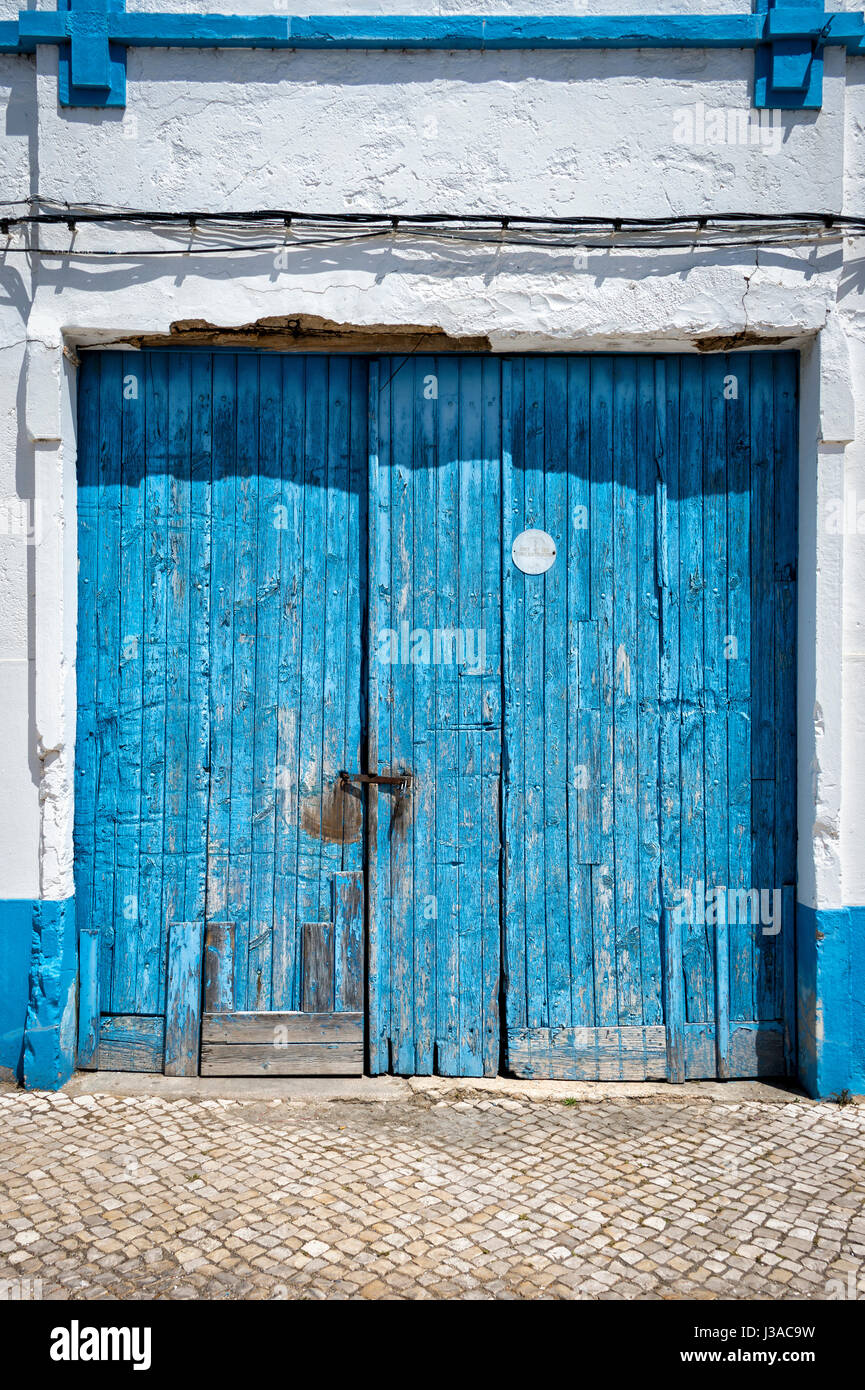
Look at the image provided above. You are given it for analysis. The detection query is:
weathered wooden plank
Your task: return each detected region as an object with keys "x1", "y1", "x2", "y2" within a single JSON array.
[
  {"x1": 295, "y1": 357, "x2": 328, "y2": 937},
  {"x1": 138, "y1": 351, "x2": 170, "y2": 1013},
  {"x1": 542, "y1": 357, "x2": 570, "y2": 1033},
  {"x1": 479, "y1": 355, "x2": 503, "y2": 1076},
  {"x1": 272, "y1": 355, "x2": 305, "y2": 1011},
  {"x1": 203, "y1": 920, "x2": 235, "y2": 1013},
  {"x1": 576, "y1": 619, "x2": 601, "y2": 866},
  {"x1": 658, "y1": 358, "x2": 682, "y2": 1051},
  {"x1": 76, "y1": 926, "x2": 100, "y2": 1069},
  {"x1": 302, "y1": 921, "x2": 334, "y2": 1013},
  {"x1": 248, "y1": 352, "x2": 281, "y2": 1011},
  {"x1": 750, "y1": 352, "x2": 777, "y2": 1025},
  {"x1": 750, "y1": 352, "x2": 776, "y2": 784},
  {"x1": 205, "y1": 352, "x2": 237, "y2": 968},
  {"x1": 389, "y1": 354, "x2": 417, "y2": 1074},
  {"x1": 433, "y1": 356, "x2": 461, "y2": 1074},
  {"x1": 186, "y1": 353, "x2": 213, "y2": 935},
  {"x1": 752, "y1": 777, "x2": 777, "y2": 1019},
  {"x1": 332, "y1": 870, "x2": 364, "y2": 1013},
  {"x1": 346, "y1": 358, "x2": 367, "y2": 837},
  {"x1": 93, "y1": 352, "x2": 122, "y2": 1012},
  {"x1": 162, "y1": 353, "x2": 194, "y2": 1012},
  {"x1": 703, "y1": 354, "x2": 730, "y2": 1078},
  {"x1": 456, "y1": 355, "x2": 485, "y2": 1076},
  {"x1": 501, "y1": 358, "x2": 527, "y2": 1036},
  {"x1": 636, "y1": 356, "x2": 662, "y2": 1026},
  {"x1": 726, "y1": 355, "x2": 753, "y2": 1023},
  {"x1": 713, "y1": 907, "x2": 731, "y2": 1081},
  {"x1": 113, "y1": 348, "x2": 146, "y2": 1014},
  {"x1": 228, "y1": 354, "x2": 260, "y2": 1011},
  {"x1": 164, "y1": 920, "x2": 204, "y2": 1076},
  {"x1": 200, "y1": 1042, "x2": 363, "y2": 1076},
  {"x1": 612, "y1": 356, "x2": 640, "y2": 1027},
  {"x1": 589, "y1": 356, "x2": 617, "y2": 1027},
  {"x1": 366, "y1": 357, "x2": 388, "y2": 1072},
  {"x1": 96, "y1": 1015, "x2": 164, "y2": 1073},
  {"x1": 683, "y1": 1022, "x2": 785, "y2": 1079},
  {"x1": 679, "y1": 355, "x2": 709, "y2": 1025},
  {"x1": 566, "y1": 358, "x2": 594, "y2": 1027},
  {"x1": 522, "y1": 357, "x2": 548, "y2": 1034},
  {"x1": 507, "y1": 1026, "x2": 667, "y2": 1081},
  {"x1": 202, "y1": 1011, "x2": 362, "y2": 1045},
  {"x1": 773, "y1": 351, "x2": 798, "y2": 1069},
  {"x1": 662, "y1": 906, "x2": 686, "y2": 1083},
  {"x1": 73, "y1": 356, "x2": 100, "y2": 1010},
  {"x1": 319, "y1": 357, "x2": 353, "y2": 914},
  {"x1": 411, "y1": 354, "x2": 439, "y2": 1073}
]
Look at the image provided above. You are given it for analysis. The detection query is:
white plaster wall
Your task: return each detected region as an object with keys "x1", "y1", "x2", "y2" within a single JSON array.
[
  {"x1": 37, "y1": 45, "x2": 844, "y2": 215},
  {"x1": 838, "y1": 67, "x2": 865, "y2": 906},
  {"x1": 0, "y1": 49, "x2": 39, "y2": 897},
  {"x1": 0, "y1": 5, "x2": 862, "y2": 907}
]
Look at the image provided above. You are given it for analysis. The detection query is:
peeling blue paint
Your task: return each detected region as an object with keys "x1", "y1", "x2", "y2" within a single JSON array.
[
  {"x1": 797, "y1": 904, "x2": 865, "y2": 1099},
  {"x1": 1, "y1": 2, "x2": 865, "y2": 109},
  {"x1": 22, "y1": 899, "x2": 77, "y2": 1092}
]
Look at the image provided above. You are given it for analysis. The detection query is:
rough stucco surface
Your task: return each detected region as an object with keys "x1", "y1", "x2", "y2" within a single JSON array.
[
  {"x1": 36, "y1": 47, "x2": 845, "y2": 215},
  {"x1": 0, "y1": 3, "x2": 864, "y2": 1093}
]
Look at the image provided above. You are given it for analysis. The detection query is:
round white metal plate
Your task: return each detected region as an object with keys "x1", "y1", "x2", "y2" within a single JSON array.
[{"x1": 511, "y1": 528, "x2": 557, "y2": 574}]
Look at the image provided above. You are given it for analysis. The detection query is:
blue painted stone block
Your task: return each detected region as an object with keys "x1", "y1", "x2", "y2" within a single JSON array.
[
  {"x1": 797, "y1": 903, "x2": 865, "y2": 1098},
  {"x1": 0, "y1": 901, "x2": 35, "y2": 1081},
  {"x1": 23, "y1": 899, "x2": 77, "y2": 1091}
]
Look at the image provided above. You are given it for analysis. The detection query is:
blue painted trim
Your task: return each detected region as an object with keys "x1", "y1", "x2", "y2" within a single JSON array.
[
  {"x1": 57, "y1": 0, "x2": 127, "y2": 109},
  {"x1": 754, "y1": 0, "x2": 825, "y2": 109},
  {"x1": 22, "y1": 898, "x2": 77, "y2": 1091},
  {"x1": 797, "y1": 903, "x2": 865, "y2": 1099},
  {"x1": 1, "y1": 4, "x2": 864, "y2": 109}
]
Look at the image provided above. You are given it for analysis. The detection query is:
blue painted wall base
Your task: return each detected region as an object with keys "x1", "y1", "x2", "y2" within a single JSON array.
[
  {"x1": 797, "y1": 903, "x2": 865, "y2": 1099},
  {"x1": 5, "y1": 898, "x2": 865, "y2": 1095},
  {"x1": 0, "y1": 900, "x2": 35, "y2": 1080},
  {"x1": 21, "y1": 899, "x2": 77, "y2": 1091}
]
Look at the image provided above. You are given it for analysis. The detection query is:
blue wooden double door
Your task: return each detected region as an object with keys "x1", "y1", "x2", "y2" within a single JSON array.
[{"x1": 75, "y1": 350, "x2": 797, "y2": 1079}]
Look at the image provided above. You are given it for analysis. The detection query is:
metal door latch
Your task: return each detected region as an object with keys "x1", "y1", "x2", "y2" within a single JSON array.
[{"x1": 339, "y1": 770, "x2": 412, "y2": 787}]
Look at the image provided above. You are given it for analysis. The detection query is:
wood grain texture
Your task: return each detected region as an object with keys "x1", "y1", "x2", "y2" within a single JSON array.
[
  {"x1": 662, "y1": 907, "x2": 686, "y2": 1083},
  {"x1": 200, "y1": 1042, "x2": 363, "y2": 1076},
  {"x1": 164, "y1": 921, "x2": 204, "y2": 1076},
  {"x1": 202, "y1": 1011, "x2": 362, "y2": 1044},
  {"x1": 332, "y1": 871, "x2": 364, "y2": 1012},
  {"x1": 682, "y1": 1022, "x2": 785, "y2": 1079},
  {"x1": 302, "y1": 922, "x2": 334, "y2": 1013},
  {"x1": 95, "y1": 1015, "x2": 165, "y2": 1073},
  {"x1": 76, "y1": 925, "x2": 100, "y2": 1069},
  {"x1": 203, "y1": 921, "x2": 235, "y2": 1013},
  {"x1": 507, "y1": 1026, "x2": 667, "y2": 1081}
]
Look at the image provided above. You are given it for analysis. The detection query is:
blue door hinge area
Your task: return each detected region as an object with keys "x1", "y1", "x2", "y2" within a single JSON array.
[
  {"x1": 58, "y1": 0, "x2": 127, "y2": 109},
  {"x1": 754, "y1": 0, "x2": 826, "y2": 109},
  {"x1": 0, "y1": 1, "x2": 864, "y2": 111}
]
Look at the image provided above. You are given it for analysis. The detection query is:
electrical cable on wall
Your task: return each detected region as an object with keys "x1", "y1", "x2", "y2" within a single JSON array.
[{"x1": 0, "y1": 199, "x2": 860, "y2": 255}]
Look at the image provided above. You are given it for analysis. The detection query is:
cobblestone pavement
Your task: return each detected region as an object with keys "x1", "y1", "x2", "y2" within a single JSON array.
[{"x1": 0, "y1": 1087, "x2": 863, "y2": 1300}]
